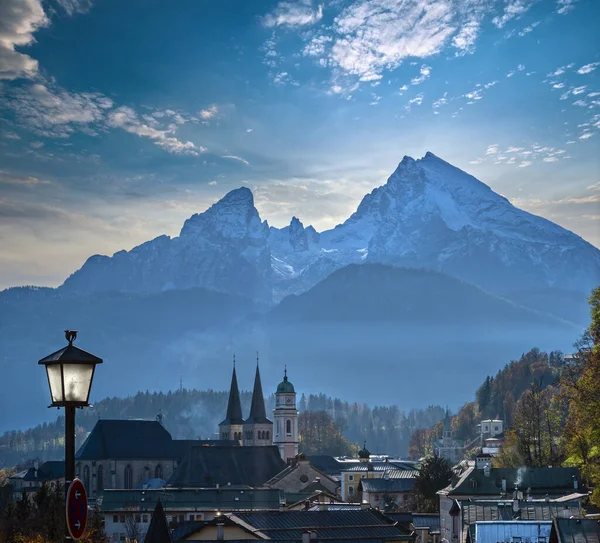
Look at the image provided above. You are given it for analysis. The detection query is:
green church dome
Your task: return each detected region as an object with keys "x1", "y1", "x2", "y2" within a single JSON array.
[{"x1": 276, "y1": 368, "x2": 295, "y2": 394}]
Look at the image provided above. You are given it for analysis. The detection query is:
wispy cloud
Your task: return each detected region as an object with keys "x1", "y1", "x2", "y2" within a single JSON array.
[
  {"x1": 577, "y1": 62, "x2": 600, "y2": 75},
  {"x1": 411, "y1": 65, "x2": 432, "y2": 86},
  {"x1": 262, "y1": 0, "x2": 323, "y2": 28},
  {"x1": 55, "y1": 0, "x2": 93, "y2": 16},
  {"x1": 492, "y1": 0, "x2": 536, "y2": 29},
  {"x1": 222, "y1": 155, "x2": 250, "y2": 166},
  {"x1": 107, "y1": 107, "x2": 204, "y2": 155},
  {"x1": 556, "y1": 0, "x2": 578, "y2": 15}
]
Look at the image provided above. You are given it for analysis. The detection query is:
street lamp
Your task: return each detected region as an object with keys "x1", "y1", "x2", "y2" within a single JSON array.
[{"x1": 39, "y1": 330, "x2": 102, "y2": 540}]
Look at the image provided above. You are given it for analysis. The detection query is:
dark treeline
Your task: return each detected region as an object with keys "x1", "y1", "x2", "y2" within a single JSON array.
[{"x1": 0, "y1": 390, "x2": 444, "y2": 468}]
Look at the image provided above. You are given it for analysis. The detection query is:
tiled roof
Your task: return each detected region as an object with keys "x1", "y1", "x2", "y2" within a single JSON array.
[
  {"x1": 444, "y1": 467, "x2": 582, "y2": 497},
  {"x1": 412, "y1": 514, "x2": 441, "y2": 529},
  {"x1": 100, "y1": 487, "x2": 283, "y2": 512},
  {"x1": 472, "y1": 520, "x2": 552, "y2": 543},
  {"x1": 360, "y1": 478, "x2": 415, "y2": 493},
  {"x1": 168, "y1": 445, "x2": 286, "y2": 488},
  {"x1": 230, "y1": 509, "x2": 414, "y2": 540},
  {"x1": 460, "y1": 501, "x2": 581, "y2": 524},
  {"x1": 552, "y1": 518, "x2": 600, "y2": 543},
  {"x1": 307, "y1": 456, "x2": 418, "y2": 476},
  {"x1": 344, "y1": 466, "x2": 420, "y2": 478}
]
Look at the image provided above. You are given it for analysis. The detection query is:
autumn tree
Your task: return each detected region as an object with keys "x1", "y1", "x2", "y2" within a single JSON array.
[
  {"x1": 412, "y1": 456, "x2": 452, "y2": 513},
  {"x1": 408, "y1": 428, "x2": 433, "y2": 459},
  {"x1": 562, "y1": 287, "x2": 600, "y2": 507},
  {"x1": 298, "y1": 411, "x2": 358, "y2": 456}
]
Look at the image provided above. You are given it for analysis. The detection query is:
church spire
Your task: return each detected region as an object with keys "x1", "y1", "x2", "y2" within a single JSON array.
[
  {"x1": 246, "y1": 363, "x2": 270, "y2": 423},
  {"x1": 220, "y1": 356, "x2": 244, "y2": 425}
]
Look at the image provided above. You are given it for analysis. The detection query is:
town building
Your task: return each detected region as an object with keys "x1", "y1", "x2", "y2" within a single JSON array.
[
  {"x1": 466, "y1": 520, "x2": 552, "y2": 543},
  {"x1": 173, "y1": 508, "x2": 416, "y2": 541},
  {"x1": 359, "y1": 476, "x2": 416, "y2": 511},
  {"x1": 550, "y1": 517, "x2": 600, "y2": 543},
  {"x1": 100, "y1": 487, "x2": 283, "y2": 542},
  {"x1": 265, "y1": 453, "x2": 338, "y2": 496},
  {"x1": 433, "y1": 410, "x2": 465, "y2": 465},
  {"x1": 75, "y1": 419, "x2": 234, "y2": 497},
  {"x1": 219, "y1": 363, "x2": 299, "y2": 464},
  {"x1": 8, "y1": 460, "x2": 65, "y2": 500},
  {"x1": 437, "y1": 466, "x2": 583, "y2": 543}
]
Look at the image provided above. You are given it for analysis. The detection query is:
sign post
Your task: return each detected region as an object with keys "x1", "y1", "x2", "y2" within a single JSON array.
[{"x1": 66, "y1": 478, "x2": 88, "y2": 540}]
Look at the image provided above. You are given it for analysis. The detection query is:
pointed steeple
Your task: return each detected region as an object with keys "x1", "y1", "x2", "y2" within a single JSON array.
[
  {"x1": 144, "y1": 500, "x2": 173, "y2": 543},
  {"x1": 246, "y1": 356, "x2": 271, "y2": 424},
  {"x1": 220, "y1": 357, "x2": 244, "y2": 426}
]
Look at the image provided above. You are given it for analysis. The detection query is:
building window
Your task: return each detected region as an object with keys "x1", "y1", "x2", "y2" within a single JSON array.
[
  {"x1": 286, "y1": 419, "x2": 292, "y2": 435},
  {"x1": 135, "y1": 514, "x2": 141, "y2": 523},
  {"x1": 113, "y1": 515, "x2": 118, "y2": 523},
  {"x1": 266, "y1": 430, "x2": 270, "y2": 440},
  {"x1": 83, "y1": 465, "x2": 90, "y2": 492},
  {"x1": 348, "y1": 486, "x2": 355, "y2": 496},
  {"x1": 97, "y1": 464, "x2": 103, "y2": 492},
  {"x1": 155, "y1": 464, "x2": 163, "y2": 479},
  {"x1": 348, "y1": 474, "x2": 354, "y2": 481},
  {"x1": 124, "y1": 465, "x2": 133, "y2": 489},
  {"x1": 119, "y1": 515, "x2": 126, "y2": 523},
  {"x1": 142, "y1": 515, "x2": 148, "y2": 523}
]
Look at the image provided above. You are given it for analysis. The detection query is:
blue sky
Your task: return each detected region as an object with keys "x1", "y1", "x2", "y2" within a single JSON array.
[{"x1": 0, "y1": 0, "x2": 598, "y2": 289}]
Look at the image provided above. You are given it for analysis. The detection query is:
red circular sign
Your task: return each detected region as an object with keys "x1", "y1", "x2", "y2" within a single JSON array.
[{"x1": 66, "y1": 478, "x2": 88, "y2": 540}]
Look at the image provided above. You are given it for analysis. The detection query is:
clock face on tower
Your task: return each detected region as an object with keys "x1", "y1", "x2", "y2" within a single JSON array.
[{"x1": 285, "y1": 397, "x2": 292, "y2": 405}]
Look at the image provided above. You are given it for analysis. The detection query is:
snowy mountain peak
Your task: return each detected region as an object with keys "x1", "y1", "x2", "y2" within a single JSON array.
[{"x1": 180, "y1": 186, "x2": 266, "y2": 240}]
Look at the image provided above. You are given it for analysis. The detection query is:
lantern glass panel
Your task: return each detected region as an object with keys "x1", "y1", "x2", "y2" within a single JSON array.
[
  {"x1": 62, "y1": 363, "x2": 94, "y2": 403},
  {"x1": 46, "y1": 364, "x2": 65, "y2": 404}
]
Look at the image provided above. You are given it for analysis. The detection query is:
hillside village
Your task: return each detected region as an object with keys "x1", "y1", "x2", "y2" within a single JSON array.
[{"x1": 2, "y1": 322, "x2": 599, "y2": 543}]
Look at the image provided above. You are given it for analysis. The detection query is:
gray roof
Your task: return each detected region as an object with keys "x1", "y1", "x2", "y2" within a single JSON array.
[
  {"x1": 308, "y1": 456, "x2": 418, "y2": 476},
  {"x1": 230, "y1": 509, "x2": 415, "y2": 540},
  {"x1": 472, "y1": 521, "x2": 552, "y2": 543},
  {"x1": 144, "y1": 500, "x2": 173, "y2": 543},
  {"x1": 360, "y1": 478, "x2": 415, "y2": 493},
  {"x1": 552, "y1": 518, "x2": 600, "y2": 543},
  {"x1": 168, "y1": 445, "x2": 286, "y2": 488},
  {"x1": 220, "y1": 366, "x2": 244, "y2": 426},
  {"x1": 245, "y1": 366, "x2": 272, "y2": 425},
  {"x1": 412, "y1": 514, "x2": 441, "y2": 529},
  {"x1": 10, "y1": 461, "x2": 65, "y2": 482},
  {"x1": 460, "y1": 501, "x2": 582, "y2": 524},
  {"x1": 101, "y1": 487, "x2": 284, "y2": 512},
  {"x1": 445, "y1": 467, "x2": 582, "y2": 497}
]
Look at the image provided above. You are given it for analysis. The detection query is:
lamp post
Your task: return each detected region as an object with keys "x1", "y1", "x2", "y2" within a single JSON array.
[{"x1": 39, "y1": 330, "x2": 102, "y2": 541}]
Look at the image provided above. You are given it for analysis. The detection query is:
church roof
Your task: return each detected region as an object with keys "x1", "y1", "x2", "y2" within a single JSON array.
[
  {"x1": 76, "y1": 420, "x2": 177, "y2": 460},
  {"x1": 220, "y1": 365, "x2": 244, "y2": 426},
  {"x1": 168, "y1": 445, "x2": 286, "y2": 487},
  {"x1": 276, "y1": 368, "x2": 295, "y2": 394},
  {"x1": 245, "y1": 365, "x2": 272, "y2": 425}
]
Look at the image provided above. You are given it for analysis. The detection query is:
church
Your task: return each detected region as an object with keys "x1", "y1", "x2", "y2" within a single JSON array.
[{"x1": 219, "y1": 359, "x2": 299, "y2": 464}]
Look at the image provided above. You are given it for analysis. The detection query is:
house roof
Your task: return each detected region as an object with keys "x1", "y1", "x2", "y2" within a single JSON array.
[
  {"x1": 100, "y1": 487, "x2": 284, "y2": 512},
  {"x1": 552, "y1": 518, "x2": 600, "y2": 543},
  {"x1": 144, "y1": 500, "x2": 173, "y2": 543},
  {"x1": 443, "y1": 467, "x2": 582, "y2": 497},
  {"x1": 471, "y1": 521, "x2": 552, "y2": 543},
  {"x1": 459, "y1": 500, "x2": 581, "y2": 524},
  {"x1": 220, "y1": 365, "x2": 244, "y2": 426},
  {"x1": 412, "y1": 514, "x2": 441, "y2": 530},
  {"x1": 307, "y1": 456, "x2": 418, "y2": 476},
  {"x1": 245, "y1": 365, "x2": 272, "y2": 425},
  {"x1": 359, "y1": 478, "x2": 416, "y2": 493},
  {"x1": 265, "y1": 459, "x2": 338, "y2": 489},
  {"x1": 10, "y1": 461, "x2": 65, "y2": 482},
  {"x1": 229, "y1": 509, "x2": 415, "y2": 540},
  {"x1": 168, "y1": 445, "x2": 286, "y2": 488},
  {"x1": 344, "y1": 466, "x2": 420, "y2": 477}
]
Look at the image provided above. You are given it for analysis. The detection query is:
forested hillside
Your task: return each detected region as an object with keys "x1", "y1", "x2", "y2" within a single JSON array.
[{"x1": 0, "y1": 390, "x2": 444, "y2": 468}]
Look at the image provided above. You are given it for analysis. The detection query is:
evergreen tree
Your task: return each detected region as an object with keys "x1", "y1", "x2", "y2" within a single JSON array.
[{"x1": 412, "y1": 456, "x2": 452, "y2": 513}]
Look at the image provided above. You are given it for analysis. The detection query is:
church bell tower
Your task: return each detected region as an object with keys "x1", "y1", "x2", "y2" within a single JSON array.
[{"x1": 273, "y1": 367, "x2": 298, "y2": 464}]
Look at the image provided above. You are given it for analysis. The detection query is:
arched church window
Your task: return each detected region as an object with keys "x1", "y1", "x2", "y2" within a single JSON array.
[
  {"x1": 286, "y1": 419, "x2": 292, "y2": 435},
  {"x1": 155, "y1": 464, "x2": 163, "y2": 479},
  {"x1": 97, "y1": 464, "x2": 103, "y2": 491},
  {"x1": 266, "y1": 431, "x2": 270, "y2": 440},
  {"x1": 83, "y1": 465, "x2": 90, "y2": 492},
  {"x1": 124, "y1": 465, "x2": 133, "y2": 489}
]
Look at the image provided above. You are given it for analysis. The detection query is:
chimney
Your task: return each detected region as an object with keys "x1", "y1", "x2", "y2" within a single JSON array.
[
  {"x1": 502, "y1": 478, "x2": 507, "y2": 492},
  {"x1": 512, "y1": 499, "x2": 520, "y2": 514},
  {"x1": 216, "y1": 521, "x2": 225, "y2": 540},
  {"x1": 573, "y1": 477, "x2": 579, "y2": 490},
  {"x1": 302, "y1": 530, "x2": 311, "y2": 543},
  {"x1": 483, "y1": 464, "x2": 491, "y2": 477}
]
